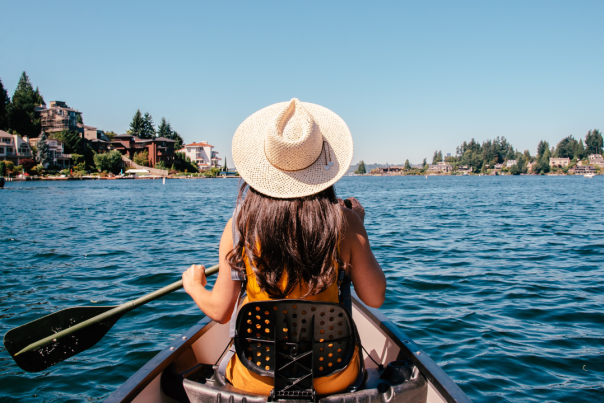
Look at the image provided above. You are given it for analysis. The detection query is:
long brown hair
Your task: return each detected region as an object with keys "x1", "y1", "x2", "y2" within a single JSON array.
[{"x1": 227, "y1": 181, "x2": 345, "y2": 298}]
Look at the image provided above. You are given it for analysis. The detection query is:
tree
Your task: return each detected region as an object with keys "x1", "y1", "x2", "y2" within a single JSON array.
[
  {"x1": 223, "y1": 156, "x2": 228, "y2": 171},
  {"x1": 20, "y1": 158, "x2": 36, "y2": 173},
  {"x1": 0, "y1": 161, "x2": 5, "y2": 176},
  {"x1": 422, "y1": 158, "x2": 427, "y2": 166},
  {"x1": 354, "y1": 160, "x2": 366, "y2": 174},
  {"x1": 9, "y1": 72, "x2": 44, "y2": 138},
  {"x1": 53, "y1": 130, "x2": 81, "y2": 154},
  {"x1": 537, "y1": 140, "x2": 549, "y2": 157},
  {"x1": 0, "y1": 77, "x2": 10, "y2": 131},
  {"x1": 575, "y1": 139, "x2": 585, "y2": 160},
  {"x1": 133, "y1": 149, "x2": 149, "y2": 166},
  {"x1": 432, "y1": 150, "x2": 443, "y2": 164},
  {"x1": 104, "y1": 130, "x2": 118, "y2": 140},
  {"x1": 139, "y1": 112, "x2": 155, "y2": 139},
  {"x1": 555, "y1": 135, "x2": 577, "y2": 159},
  {"x1": 585, "y1": 129, "x2": 603, "y2": 155},
  {"x1": 37, "y1": 132, "x2": 52, "y2": 166},
  {"x1": 94, "y1": 150, "x2": 123, "y2": 174},
  {"x1": 404, "y1": 159, "x2": 411, "y2": 170},
  {"x1": 155, "y1": 160, "x2": 167, "y2": 170},
  {"x1": 157, "y1": 117, "x2": 171, "y2": 138},
  {"x1": 171, "y1": 130, "x2": 184, "y2": 150},
  {"x1": 129, "y1": 110, "x2": 144, "y2": 136}
]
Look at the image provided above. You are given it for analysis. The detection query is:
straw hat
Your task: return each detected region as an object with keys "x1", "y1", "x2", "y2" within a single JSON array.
[{"x1": 232, "y1": 98, "x2": 353, "y2": 198}]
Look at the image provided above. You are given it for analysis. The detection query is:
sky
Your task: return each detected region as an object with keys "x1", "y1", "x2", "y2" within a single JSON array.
[{"x1": 1, "y1": 0, "x2": 602, "y2": 166}]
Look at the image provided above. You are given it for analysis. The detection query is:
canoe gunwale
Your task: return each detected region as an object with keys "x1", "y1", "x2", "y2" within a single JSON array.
[
  {"x1": 105, "y1": 294, "x2": 471, "y2": 403},
  {"x1": 351, "y1": 295, "x2": 471, "y2": 403},
  {"x1": 104, "y1": 316, "x2": 214, "y2": 403}
]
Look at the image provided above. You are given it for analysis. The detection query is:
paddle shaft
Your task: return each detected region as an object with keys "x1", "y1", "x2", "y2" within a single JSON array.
[{"x1": 15, "y1": 264, "x2": 219, "y2": 356}]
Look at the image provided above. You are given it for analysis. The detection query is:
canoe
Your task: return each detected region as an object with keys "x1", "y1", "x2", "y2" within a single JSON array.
[{"x1": 105, "y1": 294, "x2": 471, "y2": 403}]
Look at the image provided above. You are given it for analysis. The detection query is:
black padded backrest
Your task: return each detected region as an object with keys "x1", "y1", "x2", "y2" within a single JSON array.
[{"x1": 234, "y1": 300, "x2": 356, "y2": 380}]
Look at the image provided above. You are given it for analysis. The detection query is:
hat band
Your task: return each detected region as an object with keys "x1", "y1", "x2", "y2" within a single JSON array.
[{"x1": 264, "y1": 140, "x2": 332, "y2": 172}]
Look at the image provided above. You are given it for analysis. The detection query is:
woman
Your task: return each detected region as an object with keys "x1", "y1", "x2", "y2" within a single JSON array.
[{"x1": 182, "y1": 98, "x2": 386, "y2": 395}]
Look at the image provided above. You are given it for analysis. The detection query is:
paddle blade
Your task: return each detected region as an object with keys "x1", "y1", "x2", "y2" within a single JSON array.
[{"x1": 3, "y1": 306, "x2": 121, "y2": 372}]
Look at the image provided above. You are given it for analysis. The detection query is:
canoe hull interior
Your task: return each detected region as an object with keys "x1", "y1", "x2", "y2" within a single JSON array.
[{"x1": 105, "y1": 295, "x2": 471, "y2": 403}]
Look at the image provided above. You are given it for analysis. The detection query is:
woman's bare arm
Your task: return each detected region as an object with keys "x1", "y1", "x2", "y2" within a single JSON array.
[
  {"x1": 182, "y1": 218, "x2": 241, "y2": 324},
  {"x1": 340, "y1": 200, "x2": 386, "y2": 308}
]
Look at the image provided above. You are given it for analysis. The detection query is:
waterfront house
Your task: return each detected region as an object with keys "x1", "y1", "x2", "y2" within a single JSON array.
[
  {"x1": 177, "y1": 141, "x2": 221, "y2": 170},
  {"x1": 574, "y1": 165, "x2": 596, "y2": 175},
  {"x1": 456, "y1": 165, "x2": 472, "y2": 173},
  {"x1": 0, "y1": 130, "x2": 34, "y2": 165},
  {"x1": 376, "y1": 166, "x2": 403, "y2": 174},
  {"x1": 588, "y1": 154, "x2": 604, "y2": 167},
  {"x1": 428, "y1": 162, "x2": 453, "y2": 173},
  {"x1": 36, "y1": 101, "x2": 82, "y2": 134},
  {"x1": 506, "y1": 160, "x2": 517, "y2": 168},
  {"x1": 83, "y1": 125, "x2": 111, "y2": 153},
  {"x1": 494, "y1": 163, "x2": 503, "y2": 169},
  {"x1": 549, "y1": 157, "x2": 570, "y2": 168},
  {"x1": 28, "y1": 136, "x2": 72, "y2": 168},
  {"x1": 112, "y1": 134, "x2": 176, "y2": 167},
  {"x1": 526, "y1": 161, "x2": 536, "y2": 172}
]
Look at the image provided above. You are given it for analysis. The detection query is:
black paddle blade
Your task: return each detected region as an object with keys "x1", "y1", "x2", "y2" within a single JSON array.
[{"x1": 3, "y1": 306, "x2": 121, "y2": 372}]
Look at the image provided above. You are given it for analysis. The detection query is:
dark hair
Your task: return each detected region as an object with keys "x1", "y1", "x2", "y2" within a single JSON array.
[{"x1": 227, "y1": 182, "x2": 345, "y2": 298}]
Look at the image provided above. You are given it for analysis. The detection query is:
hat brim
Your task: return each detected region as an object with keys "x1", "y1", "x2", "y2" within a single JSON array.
[{"x1": 232, "y1": 101, "x2": 353, "y2": 199}]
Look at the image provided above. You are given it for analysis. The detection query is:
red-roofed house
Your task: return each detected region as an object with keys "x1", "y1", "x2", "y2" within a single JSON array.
[{"x1": 178, "y1": 141, "x2": 221, "y2": 170}]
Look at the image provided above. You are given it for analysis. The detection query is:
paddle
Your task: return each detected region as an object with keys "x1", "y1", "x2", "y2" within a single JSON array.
[{"x1": 4, "y1": 264, "x2": 219, "y2": 373}]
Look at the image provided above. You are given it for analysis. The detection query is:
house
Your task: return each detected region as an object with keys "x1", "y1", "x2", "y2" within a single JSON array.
[
  {"x1": 588, "y1": 154, "x2": 604, "y2": 167},
  {"x1": 36, "y1": 101, "x2": 82, "y2": 134},
  {"x1": 111, "y1": 134, "x2": 176, "y2": 167},
  {"x1": 457, "y1": 165, "x2": 472, "y2": 173},
  {"x1": 549, "y1": 157, "x2": 570, "y2": 168},
  {"x1": 574, "y1": 165, "x2": 596, "y2": 175},
  {"x1": 494, "y1": 163, "x2": 503, "y2": 170},
  {"x1": 526, "y1": 161, "x2": 537, "y2": 172},
  {"x1": 376, "y1": 166, "x2": 403, "y2": 174},
  {"x1": 28, "y1": 136, "x2": 72, "y2": 168},
  {"x1": 83, "y1": 125, "x2": 111, "y2": 153},
  {"x1": 506, "y1": 160, "x2": 517, "y2": 168},
  {"x1": 0, "y1": 130, "x2": 34, "y2": 165},
  {"x1": 428, "y1": 162, "x2": 453, "y2": 173},
  {"x1": 177, "y1": 141, "x2": 221, "y2": 170}
]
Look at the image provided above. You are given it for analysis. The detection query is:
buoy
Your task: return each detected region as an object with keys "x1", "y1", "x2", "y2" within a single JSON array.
[{"x1": 163, "y1": 177, "x2": 166, "y2": 185}]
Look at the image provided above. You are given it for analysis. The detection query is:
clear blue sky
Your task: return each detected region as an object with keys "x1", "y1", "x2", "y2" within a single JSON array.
[{"x1": 1, "y1": 0, "x2": 602, "y2": 165}]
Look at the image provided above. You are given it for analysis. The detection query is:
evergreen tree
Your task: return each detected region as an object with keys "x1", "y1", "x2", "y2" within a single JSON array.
[
  {"x1": 171, "y1": 130, "x2": 184, "y2": 150},
  {"x1": 422, "y1": 158, "x2": 427, "y2": 167},
  {"x1": 139, "y1": 112, "x2": 155, "y2": 139},
  {"x1": 537, "y1": 140, "x2": 549, "y2": 157},
  {"x1": 354, "y1": 160, "x2": 366, "y2": 174},
  {"x1": 223, "y1": 157, "x2": 228, "y2": 171},
  {"x1": 9, "y1": 72, "x2": 44, "y2": 138},
  {"x1": 432, "y1": 150, "x2": 443, "y2": 164},
  {"x1": 53, "y1": 130, "x2": 81, "y2": 154},
  {"x1": 585, "y1": 129, "x2": 603, "y2": 155},
  {"x1": 76, "y1": 113, "x2": 83, "y2": 124},
  {"x1": 129, "y1": 110, "x2": 144, "y2": 136},
  {"x1": 37, "y1": 132, "x2": 52, "y2": 166},
  {"x1": 404, "y1": 159, "x2": 411, "y2": 170},
  {"x1": 0, "y1": 77, "x2": 10, "y2": 131},
  {"x1": 157, "y1": 117, "x2": 171, "y2": 138}
]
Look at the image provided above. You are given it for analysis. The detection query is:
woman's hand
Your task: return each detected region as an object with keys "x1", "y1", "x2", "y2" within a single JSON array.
[
  {"x1": 338, "y1": 197, "x2": 365, "y2": 223},
  {"x1": 183, "y1": 264, "x2": 207, "y2": 294}
]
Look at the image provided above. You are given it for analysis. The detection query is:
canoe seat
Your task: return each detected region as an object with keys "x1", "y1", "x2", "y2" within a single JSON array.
[{"x1": 234, "y1": 300, "x2": 362, "y2": 401}]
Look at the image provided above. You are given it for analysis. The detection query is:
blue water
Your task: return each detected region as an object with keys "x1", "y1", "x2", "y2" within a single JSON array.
[{"x1": 0, "y1": 177, "x2": 603, "y2": 402}]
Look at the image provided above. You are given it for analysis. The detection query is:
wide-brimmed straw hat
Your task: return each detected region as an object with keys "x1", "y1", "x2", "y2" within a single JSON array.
[{"x1": 232, "y1": 98, "x2": 353, "y2": 198}]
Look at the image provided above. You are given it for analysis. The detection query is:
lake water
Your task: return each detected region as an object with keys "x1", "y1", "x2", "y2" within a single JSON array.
[{"x1": 0, "y1": 176, "x2": 603, "y2": 402}]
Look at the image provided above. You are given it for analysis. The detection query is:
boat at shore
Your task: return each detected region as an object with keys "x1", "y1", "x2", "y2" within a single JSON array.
[
  {"x1": 584, "y1": 173, "x2": 595, "y2": 178},
  {"x1": 105, "y1": 294, "x2": 470, "y2": 403}
]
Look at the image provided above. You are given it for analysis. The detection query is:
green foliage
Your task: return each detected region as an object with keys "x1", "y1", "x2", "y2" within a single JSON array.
[
  {"x1": 157, "y1": 117, "x2": 184, "y2": 149},
  {"x1": 30, "y1": 164, "x2": 44, "y2": 176},
  {"x1": 4, "y1": 161, "x2": 14, "y2": 172},
  {"x1": 59, "y1": 169, "x2": 70, "y2": 175},
  {"x1": 575, "y1": 139, "x2": 585, "y2": 160},
  {"x1": 94, "y1": 150, "x2": 123, "y2": 174},
  {"x1": 52, "y1": 130, "x2": 81, "y2": 154},
  {"x1": 76, "y1": 113, "x2": 83, "y2": 124},
  {"x1": 354, "y1": 160, "x2": 366, "y2": 174},
  {"x1": 537, "y1": 140, "x2": 549, "y2": 157},
  {"x1": 13, "y1": 165, "x2": 23, "y2": 174},
  {"x1": 129, "y1": 110, "x2": 144, "y2": 136},
  {"x1": 37, "y1": 132, "x2": 52, "y2": 166},
  {"x1": 555, "y1": 135, "x2": 579, "y2": 159},
  {"x1": 585, "y1": 129, "x2": 603, "y2": 155},
  {"x1": 0, "y1": 77, "x2": 9, "y2": 131},
  {"x1": 155, "y1": 160, "x2": 167, "y2": 170},
  {"x1": 223, "y1": 157, "x2": 228, "y2": 171},
  {"x1": 133, "y1": 149, "x2": 150, "y2": 166},
  {"x1": 451, "y1": 137, "x2": 514, "y2": 172},
  {"x1": 71, "y1": 153, "x2": 85, "y2": 165},
  {"x1": 203, "y1": 167, "x2": 222, "y2": 178},
  {"x1": 404, "y1": 159, "x2": 411, "y2": 170},
  {"x1": 432, "y1": 150, "x2": 443, "y2": 164},
  {"x1": 0, "y1": 161, "x2": 5, "y2": 176},
  {"x1": 9, "y1": 72, "x2": 44, "y2": 138},
  {"x1": 140, "y1": 112, "x2": 156, "y2": 139},
  {"x1": 104, "y1": 130, "x2": 118, "y2": 140},
  {"x1": 171, "y1": 163, "x2": 176, "y2": 171},
  {"x1": 422, "y1": 158, "x2": 427, "y2": 167},
  {"x1": 480, "y1": 164, "x2": 487, "y2": 174},
  {"x1": 173, "y1": 152, "x2": 198, "y2": 173}
]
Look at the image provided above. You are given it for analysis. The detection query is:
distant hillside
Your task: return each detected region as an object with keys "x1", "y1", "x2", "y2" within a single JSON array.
[{"x1": 347, "y1": 162, "x2": 403, "y2": 173}]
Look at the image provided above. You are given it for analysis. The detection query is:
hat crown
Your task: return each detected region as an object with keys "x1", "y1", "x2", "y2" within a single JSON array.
[{"x1": 264, "y1": 98, "x2": 323, "y2": 171}]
